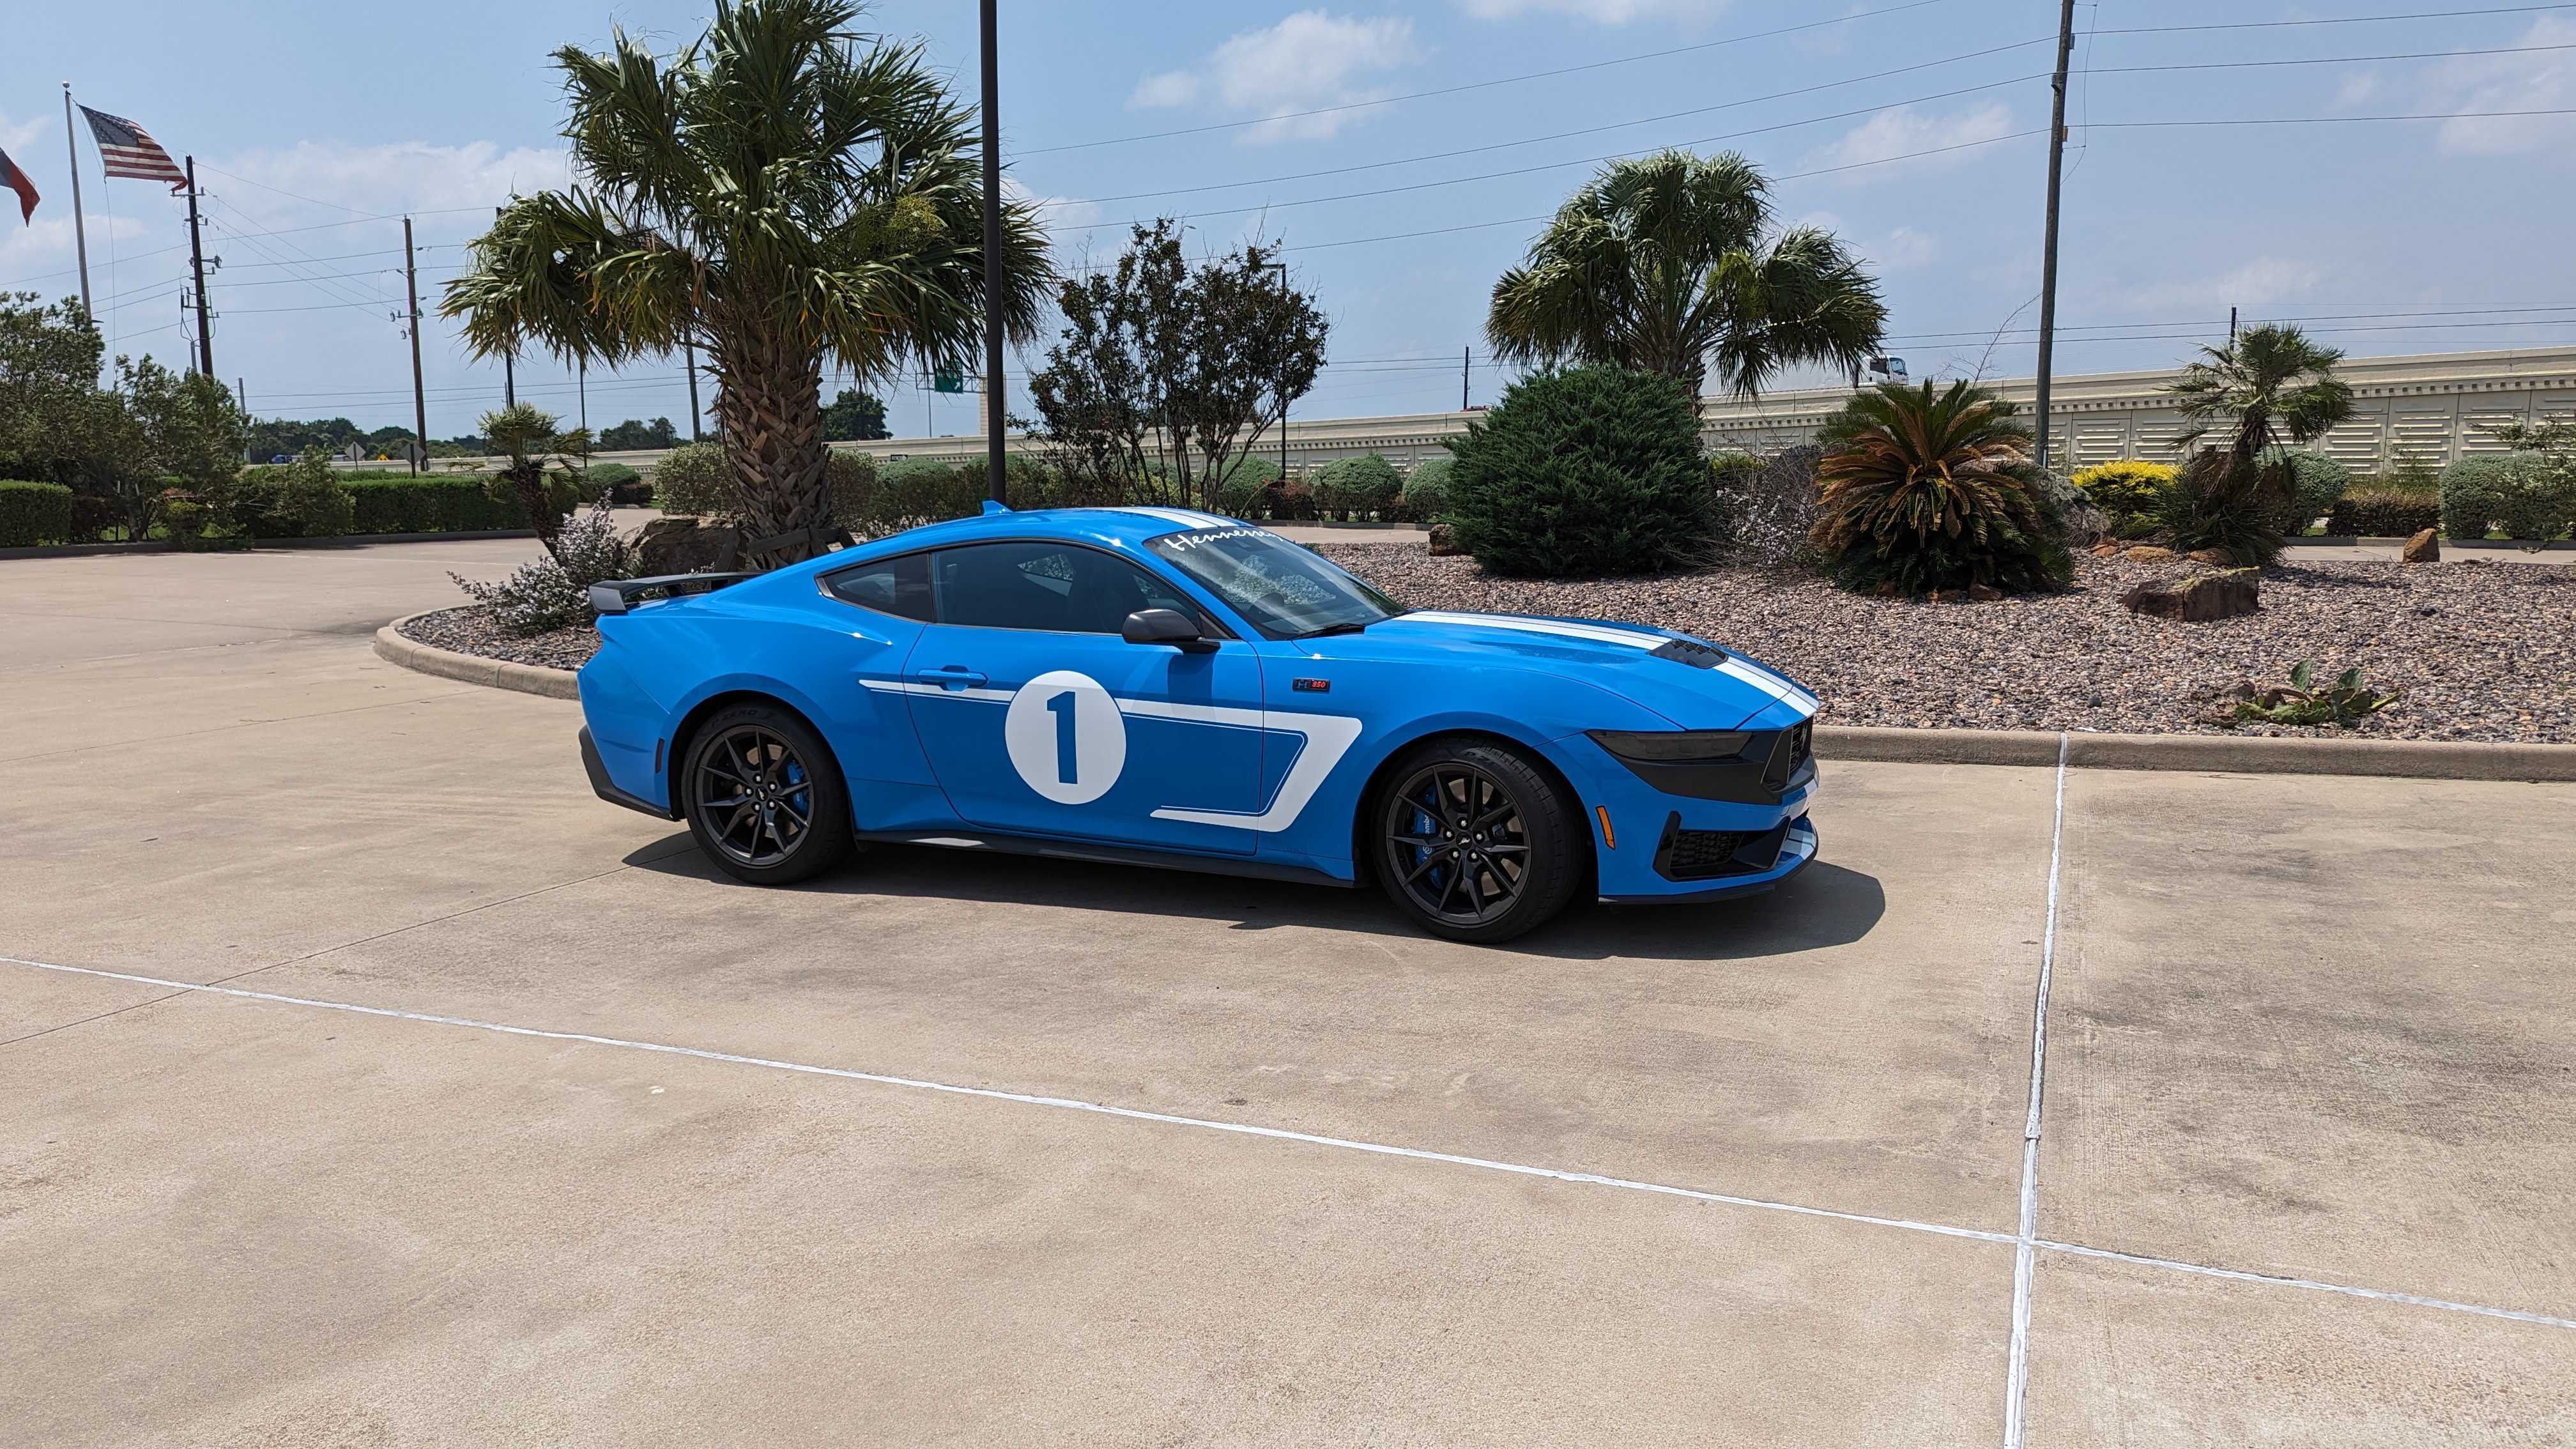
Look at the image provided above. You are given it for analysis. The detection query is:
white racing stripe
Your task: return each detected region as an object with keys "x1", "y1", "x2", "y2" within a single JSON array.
[
  {"x1": 859, "y1": 678, "x2": 1013, "y2": 703},
  {"x1": 1119, "y1": 507, "x2": 1234, "y2": 531},
  {"x1": 1395, "y1": 610, "x2": 1670, "y2": 650}
]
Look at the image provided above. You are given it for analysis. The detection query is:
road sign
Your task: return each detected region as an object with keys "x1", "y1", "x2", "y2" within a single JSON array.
[{"x1": 933, "y1": 369, "x2": 966, "y2": 394}]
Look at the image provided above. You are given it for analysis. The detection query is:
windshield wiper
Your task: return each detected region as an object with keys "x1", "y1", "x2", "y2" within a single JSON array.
[{"x1": 1295, "y1": 620, "x2": 1372, "y2": 639}]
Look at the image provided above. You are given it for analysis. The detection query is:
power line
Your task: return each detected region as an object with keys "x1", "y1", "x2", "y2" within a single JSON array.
[
  {"x1": 2084, "y1": 106, "x2": 2576, "y2": 128},
  {"x1": 1019, "y1": 0, "x2": 1959, "y2": 156},
  {"x1": 2086, "y1": 38, "x2": 2576, "y2": 75},
  {"x1": 2092, "y1": 2, "x2": 2576, "y2": 36}
]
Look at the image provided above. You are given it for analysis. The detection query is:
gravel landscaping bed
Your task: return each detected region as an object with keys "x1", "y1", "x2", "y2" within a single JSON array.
[
  {"x1": 1319, "y1": 546, "x2": 2576, "y2": 743},
  {"x1": 401, "y1": 551, "x2": 2576, "y2": 743},
  {"x1": 399, "y1": 606, "x2": 601, "y2": 672}
]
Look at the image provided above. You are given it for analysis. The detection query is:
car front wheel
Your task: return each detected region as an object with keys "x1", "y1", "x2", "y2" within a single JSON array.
[
  {"x1": 1373, "y1": 739, "x2": 1584, "y2": 944},
  {"x1": 682, "y1": 703, "x2": 853, "y2": 885}
]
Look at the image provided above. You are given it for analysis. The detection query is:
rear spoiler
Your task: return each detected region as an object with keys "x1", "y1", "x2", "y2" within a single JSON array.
[{"x1": 587, "y1": 572, "x2": 758, "y2": 616}]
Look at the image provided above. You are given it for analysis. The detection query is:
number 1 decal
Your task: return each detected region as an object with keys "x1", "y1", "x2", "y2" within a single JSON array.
[{"x1": 1046, "y1": 690, "x2": 1078, "y2": 783}]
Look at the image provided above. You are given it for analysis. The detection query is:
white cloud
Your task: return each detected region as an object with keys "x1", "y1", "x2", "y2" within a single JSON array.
[
  {"x1": 218, "y1": 139, "x2": 571, "y2": 218},
  {"x1": 1128, "y1": 11, "x2": 1418, "y2": 143},
  {"x1": 2132, "y1": 257, "x2": 2324, "y2": 312},
  {"x1": 1869, "y1": 225, "x2": 1939, "y2": 272},
  {"x1": 0, "y1": 213, "x2": 151, "y2": 280},
  {"x1": 2428, "y1": 16, "x2": 2576, "y2": 154},
  {"x1": 1006, "y1": 177, "x2": 1101, "y2": 233},
  {"x1": 1809, "y1": 100, "x2": 2016, "y2": 181},
  {"x1": 1, "y1": 110, "x2": 47, "y2": 156},
  {"x1": 1457, "y1": 0, "x2": 1731, "y2": 23},
  {"x1": 2334, "y1": 70, "x2": 2384, "y2": 109}
]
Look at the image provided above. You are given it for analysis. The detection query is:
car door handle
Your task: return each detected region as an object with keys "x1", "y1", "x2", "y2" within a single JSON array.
[{"x1": 915, "y1": 666, "x2": 988, "y2": 690}]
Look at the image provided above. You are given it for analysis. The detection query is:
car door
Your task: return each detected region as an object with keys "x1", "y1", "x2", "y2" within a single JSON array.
[{"x1": 901, "y1": 539, "x2": 1268, "y2": 856}]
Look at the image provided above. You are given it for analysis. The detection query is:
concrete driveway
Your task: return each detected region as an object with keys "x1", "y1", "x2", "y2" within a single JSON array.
[{"x1": 2, "y1": 539, "x2": 2570, "y2": 1446}]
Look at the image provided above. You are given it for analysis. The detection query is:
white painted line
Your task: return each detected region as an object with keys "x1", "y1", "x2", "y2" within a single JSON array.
[
  {"x1": 2003, "y1": 732, "x2": 2071, "y2": 1449},
  {"x1": 0, "y1": 953, "x2": 2006, "y2": 1250},
  {"x1": 8, "y1": 950, "x2": 2573, "y2": 1339},
  {"x1": 2032, "y1": 1239, "x2": 2576, "y2": 1332}
]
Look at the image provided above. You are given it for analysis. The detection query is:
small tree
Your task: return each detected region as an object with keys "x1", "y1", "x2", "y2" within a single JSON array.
[
  {"x1": 2159, "y1": 324, "x2": 2354, "y2": 564},
  {"x1": 480, "y1": 404, "x2": 596, "y2": 558},
  {"x1": 1445, "y1": 366, "x2": 1716, "y2": 578},
  {"x1": 820, "y1": 388, "x2": 891, "y2": 440},
  {"x1": 119, "y1": 356, "x2": 247, "y2": 535},
  {"x1": 1026, "y1": 218, "x2": 1326, "y2": 510},
  {"x1": 1811, "y1": 380, "x2": 2069, "y2": 596}
]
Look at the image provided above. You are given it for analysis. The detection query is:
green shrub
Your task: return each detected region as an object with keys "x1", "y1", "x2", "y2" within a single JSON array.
[
  {"x1": 652, "y1": 443, "x2": 739, "y2": 517},
  {"x1": 342, "y1": 476, "x2": 528, "y2": 533},
  {"x1": 1311, "y1": 453, "x2": 1402, "y2": 521},
  {"x1": 2438, "y1": 452, "x2": 2573, "y2": 540},
  {"x1": 1400, "y1": 456, "x2": 1455, "y2": 522},
  {"x1": 0, "y1": 480, "x2": 75, "y2": 546},
  {"x1": 1262, "y1": 477, "x2": 1318, "y2": 521},
  {"x1": 583, "y1": 461, "x2": 652, "y2": 505},
  {"x1": 227, "y1": 456, "x2": 355, "y2": 538},
  {"x1": 2263, "y1": 447, "x2": 2351, "y2": 533},
  {"x1": 868, "y1": 459, "x2": 993, "y2": 524},
  {"x1": 1811, "y1": 379, "x2": 2071, "y2": 596},
  {"x1": 2070, "y1": 460, "x2": 2175, "y2": 539},
  {"x1": 2154, "y1": 450, "x2": 2287, "y2": 566},
  {"x1": 2326, "y1": 487, "x2": 2443, "y2": 538},
  {"x1": 1446, "y1": 367, "x2": 1717, "y2": 577},
  {"x1": 1211, "y1": 455, "x2": 1283, "y2": 518}
]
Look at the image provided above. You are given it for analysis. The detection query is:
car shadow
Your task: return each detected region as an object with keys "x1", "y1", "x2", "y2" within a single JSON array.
[{"x1": 621, "y1": 834, "x2": 1885, "y2": 963}]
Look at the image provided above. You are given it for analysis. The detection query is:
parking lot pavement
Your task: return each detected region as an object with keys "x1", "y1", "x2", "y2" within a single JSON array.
[{"x1": 4, "y1": 541, "x2": 2575, "y2": 1444}]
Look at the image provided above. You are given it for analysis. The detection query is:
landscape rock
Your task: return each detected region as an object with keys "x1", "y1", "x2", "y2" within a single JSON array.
[
  {"x1": 2089, "y1": 542, "x2": 2122, "y2": 557},
  {"x1": 2188, "y1": 548, "x2": 2237, "y2": 567},
  {"x1": 2122, "y1": 545, "x2": 2178, "y2": 563},
  {"x1": 2120, "y1": 567, "x2": 2262, "y2": 622},
  {"x1": 1427, "y1": 522, "x2": 1464, "y2": 557},
  {"x1": 1968, "y1": 582, "x2": 2003, "y2": 602},
  {"x1": 631, "y1": 516, "x2": 744, "y2": 576},
  {"x1": 2402, "y1": 527, "x2": 2441, "y2": 563}
]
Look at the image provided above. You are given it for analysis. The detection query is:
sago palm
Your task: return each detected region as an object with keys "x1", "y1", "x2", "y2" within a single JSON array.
[
  {"x1": 1810, "y1": 379, "x2": 2070, "y2": 597},
  {"x1": 1486, "y1": 150, "x2": 1885, "y2": 394},
  {"x1": 442, "y1": 0, "x2": 1052, "y2": 566}
]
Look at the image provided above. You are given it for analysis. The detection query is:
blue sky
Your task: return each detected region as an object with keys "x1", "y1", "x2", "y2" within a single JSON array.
[{"x1": 5, "y1": 1, "x2": 2573, "y2": 440}]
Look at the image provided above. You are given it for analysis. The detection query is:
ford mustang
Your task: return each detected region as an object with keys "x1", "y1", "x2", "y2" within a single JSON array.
[{"x1": 576, "y1": 504, "x2": 1821, "y2": 943}]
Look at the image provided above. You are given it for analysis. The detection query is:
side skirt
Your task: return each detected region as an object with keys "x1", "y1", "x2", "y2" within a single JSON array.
[{"x1": 854, "y1": 829, "x2": 1356, "y2": 890}]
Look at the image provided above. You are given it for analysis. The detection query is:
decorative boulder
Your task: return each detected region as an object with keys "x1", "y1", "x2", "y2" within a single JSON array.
[
  {"x1": 2402, "y1": 527, "x2": 2441, "y2": 564},
  {"x1": 2188, "y1": 548, "x2": 2237, "y2": 567},
  {"x1": 1427, "y1": 522, "x2": 1464, "y2": 557},
  {"x1": 631, "y1": 516, "x2": 745, "y2": 576},
  {"x1": 1967, "y1": 582, "x2": 2003, "y2": 602},
  {"x1": 2120, "y1": 567, "x2": 2261, "y2": 622},
  {"x1": 2122, "y1": 545, "x2": 2178, "y2": 563}
]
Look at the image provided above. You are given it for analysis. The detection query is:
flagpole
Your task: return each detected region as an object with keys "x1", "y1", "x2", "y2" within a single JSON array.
[{"x1": 62, "y1": 84, "x2": 93, "y2": 326}]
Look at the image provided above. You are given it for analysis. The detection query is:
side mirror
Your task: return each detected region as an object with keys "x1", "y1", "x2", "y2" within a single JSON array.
[{"x1": 1122, "y1": 608, "x2": 1216, "y2": 653}]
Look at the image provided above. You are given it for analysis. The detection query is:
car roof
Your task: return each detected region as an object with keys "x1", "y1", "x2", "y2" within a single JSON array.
[{"x1": 812, "y1": 505, "x2": 1247, "y2": 570}]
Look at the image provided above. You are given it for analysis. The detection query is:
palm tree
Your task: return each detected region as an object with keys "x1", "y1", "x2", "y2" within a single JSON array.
[
  {"x1": 1485, "y1": 150, "x2": 1886, "y2": 395},
  {"x1": 2159, "y1": 323, "x2": 2354, "y2": 563},
  {"x1": 442, "y1": 0, "x2": 1053, "y2": 567},
  {"x1": 479, "y1": 403, "x2": 592, "y2": 558},
  {"x1": 2166, "y1": 323, "x2": 2354, "y2": 463},
  {"x1": 1810, "y1": 379, "x2": 2069, "y2": 596}
]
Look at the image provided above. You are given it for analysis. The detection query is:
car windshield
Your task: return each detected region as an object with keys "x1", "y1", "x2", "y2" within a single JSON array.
[{"x1": 1146, "y1": 526, "x2": 1405, "y2": 640}]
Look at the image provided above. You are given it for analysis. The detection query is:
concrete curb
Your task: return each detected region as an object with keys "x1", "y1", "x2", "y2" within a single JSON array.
[
  {"x1": 1818, "y1": 724, "x2": 2576, "y2": 782},
  {"x1": 0, "y1": 528, "x2": 539, "y2": 562},
  {"x1": 374, "y1": 613, "x2": 579, "y2": 701}
]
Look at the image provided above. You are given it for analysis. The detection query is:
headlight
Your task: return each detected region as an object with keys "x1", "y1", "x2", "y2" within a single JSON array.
[{"x1": 1587, "y1": 729, "x2": 1752, "y2": 762}]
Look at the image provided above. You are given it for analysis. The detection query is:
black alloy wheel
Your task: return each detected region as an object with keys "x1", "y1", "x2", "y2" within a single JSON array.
[
  {"x1": 1374, "y1": 740, "x2": 1583, "y2": 943},
  {"x1": 684, "y1": 703, "x2": 852, "y2": 885}
]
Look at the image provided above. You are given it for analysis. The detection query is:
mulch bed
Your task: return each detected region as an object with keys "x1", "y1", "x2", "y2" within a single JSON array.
[{"x1": 401, "y1": 551, "x2": 2576, "y2": 743}]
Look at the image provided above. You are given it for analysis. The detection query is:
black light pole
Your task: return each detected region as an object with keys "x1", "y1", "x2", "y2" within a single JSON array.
[
  {"x1": 1268, "y1": 261, "x2": 1291, "y2": 482},
  {"x1": 496, "y1": 208, "x2": 516, "y2": 406},
  {"x1": 977, "y1": 0, "x2": 1009, "y2": 505}
]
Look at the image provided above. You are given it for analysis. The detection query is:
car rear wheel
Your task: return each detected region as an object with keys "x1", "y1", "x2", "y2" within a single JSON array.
[
  {"x1": 1373, "y1": 740, "x2": 1584, "y2": 944},
  {"x1": 683, "y1": 703, "x2": 852, "y2": 885}
]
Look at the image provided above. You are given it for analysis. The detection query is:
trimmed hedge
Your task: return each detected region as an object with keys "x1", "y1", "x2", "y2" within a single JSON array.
[
  {"x1": 2325, "y1": 487, "x2": 2442, "y2": 539},
  {"x1": 1400, "y1": 456, "x2": 1455, "y2": 521},
  {"x1": 0, "y1": 480, "x2": 75, "y2": 546},
  {"x1": 342, "y1": 476, "x2": 531, "y2": 534},
  {"x1": 2439, "y1": 451, "x2": 2573, "y2": 540},
  {"x1": 2070, "y1": 459, "x2": 2175, "y2": 539},
  {"x1": 2264, "y1": 447, "x2": 2352, "y2": 533},
  {"x1": 1312, "y1": 453, "x2": 1403, "y2": 521},
  {"x1": 1446, "y1": 366, "x2": 1717, "y2": 578}
]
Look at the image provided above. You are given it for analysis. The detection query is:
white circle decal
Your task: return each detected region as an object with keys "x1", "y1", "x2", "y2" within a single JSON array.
[{"x1": 1004, "y1": 670, "x2": 1127, "y2": 804}]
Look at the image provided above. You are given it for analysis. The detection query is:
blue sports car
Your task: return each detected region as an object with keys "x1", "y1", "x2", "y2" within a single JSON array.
[{"x1": 576, "y1": 504, "x2": 1821, "y2": 943}]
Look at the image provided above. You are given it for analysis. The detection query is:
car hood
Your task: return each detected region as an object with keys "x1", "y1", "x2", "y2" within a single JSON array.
[{"x1": 1318, "y1": 610, "x2": 1820, "y2": 731}]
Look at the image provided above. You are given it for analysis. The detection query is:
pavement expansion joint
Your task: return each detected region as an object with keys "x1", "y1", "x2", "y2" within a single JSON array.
[{"x1": 7, "y1": 949, "x2": 2571, "y2": 1342}]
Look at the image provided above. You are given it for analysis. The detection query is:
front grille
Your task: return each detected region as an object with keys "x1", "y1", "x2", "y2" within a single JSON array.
[{"x1": 1763, "y1": 720, "x2": 1814, "y2": 792}]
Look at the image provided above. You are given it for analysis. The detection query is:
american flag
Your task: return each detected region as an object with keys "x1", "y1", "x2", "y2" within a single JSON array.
[{"x1": 79, "y1": 106, "x2": 188, "y2": 190}]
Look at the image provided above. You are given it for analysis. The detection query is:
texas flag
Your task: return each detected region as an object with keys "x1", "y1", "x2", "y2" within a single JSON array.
[{"x1": 0, "y1": 146, "x2": 36, "y2": 225}]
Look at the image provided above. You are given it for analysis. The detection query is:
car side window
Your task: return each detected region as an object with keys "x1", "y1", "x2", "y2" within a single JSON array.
[
  {"x1": 824, "y1": 553, "x2": 934, "y2": 622},
  {"x1": 929, "y1": 541, "x2": 1202, "y2": 634}
]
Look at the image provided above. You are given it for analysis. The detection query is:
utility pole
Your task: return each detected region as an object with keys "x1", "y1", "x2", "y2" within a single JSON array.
[
  {"x1": 495, "y1": 208, "x2": 516, "y2": 406},
  {"x1": 1461, "y1": 346, "x2": 1471, "y2": 410},
  {"x1": 2229, "y1": 306, "x2": 2238, "y2": 343},
  {"x1": 2032, "y1": 0, "x2": 2076, "y2": 473},
  {"x1": 63, "y1": 85, "x2": 92, "y2": 325},
  {"x1": 403, "y1": 217, "x2": 427, "y2": 478},
  {"x1": 1270, "y1": 262, "x2": 1292, "y2": 482},
  {"x1": 184, "y1": 157, "x2": 215, "y2": 377},
  {"x1": 977, "y1": 0, "x2": 1009, "y2": 505},
  {"x1": 683, "y1": 340, "x2": 702, "y2": 441},
  {"x1": 578, "y1": 358, "x2": 588, "y2": 433},
  {"x1": 234, "y1": 378, "x2": 245, "y2": 411}
]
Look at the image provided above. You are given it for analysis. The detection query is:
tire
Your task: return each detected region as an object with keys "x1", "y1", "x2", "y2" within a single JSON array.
[
  {"x1": 681, "y1": 702, "x2": 854, "y2": 886},
  {"x1": 1372, "y1": 739, "x2": 1585, "y2": 944}
]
